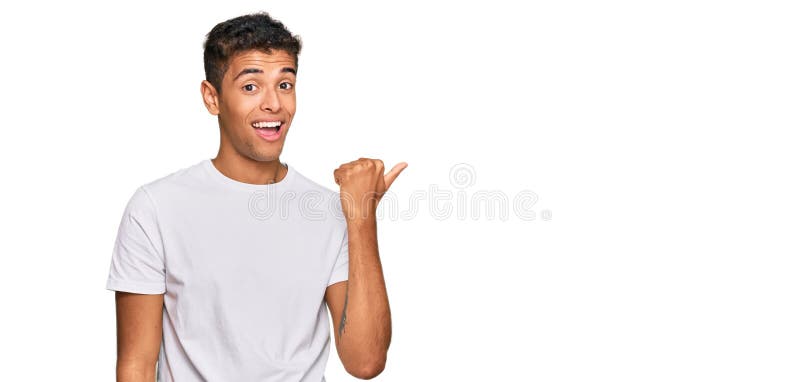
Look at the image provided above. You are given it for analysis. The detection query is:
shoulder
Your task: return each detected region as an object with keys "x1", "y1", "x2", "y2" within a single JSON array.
[
  {"x1": 290, "y1": 165, "x2": 347, "y2": 225},
  {"x1": 290, "y1": 165, "x2": 340, "y2": 200},
  {"x1": 145, "y1": 159, "x2": 207, "y2": 193},
  {"x1": 128, "y1": 160, "x2": 206, "y2": 211}
]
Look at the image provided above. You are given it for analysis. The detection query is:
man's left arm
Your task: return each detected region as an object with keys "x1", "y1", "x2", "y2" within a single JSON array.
[{"x1": 325, "y1": 158, "x2": 407, "y2": 379}]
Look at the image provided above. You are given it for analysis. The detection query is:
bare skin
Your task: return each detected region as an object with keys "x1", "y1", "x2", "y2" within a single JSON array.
[
  {"x1": 326, "y1": 158, "x2": 407, "y2": 378},
  {"x1": 114, "y1": 292, "x2": 163, "y2": 382},
  {"x1": 201, "y1": 49, "x2": 298, "y2": 183}
]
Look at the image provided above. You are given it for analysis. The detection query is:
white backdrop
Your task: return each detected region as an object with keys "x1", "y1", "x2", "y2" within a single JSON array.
[{"x1": 0, "y1": 1, "x2": 798, "y2": 381}]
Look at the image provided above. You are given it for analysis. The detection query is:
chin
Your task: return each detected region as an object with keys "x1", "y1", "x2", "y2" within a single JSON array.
[{"x1": 252, "y1": 147, "x2": 284, "y2": 161}]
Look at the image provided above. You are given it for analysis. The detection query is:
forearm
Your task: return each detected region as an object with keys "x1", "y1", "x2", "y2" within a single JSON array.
[
  {"x1": 339, "y1": 215, "x2": 392, "y2": 369},
  {"x1": 117, "y1": 360, "x2": 156, "y2": 382}
]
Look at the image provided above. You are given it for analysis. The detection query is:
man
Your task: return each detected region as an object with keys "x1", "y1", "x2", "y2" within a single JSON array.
[{"x1": 105, "y1": 12, "x2": 405, "y2": 381}]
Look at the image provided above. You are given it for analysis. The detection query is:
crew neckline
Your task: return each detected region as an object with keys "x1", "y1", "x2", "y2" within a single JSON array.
[{"x1": 203, "y1": 158, "x2": 296, "y2": 191}]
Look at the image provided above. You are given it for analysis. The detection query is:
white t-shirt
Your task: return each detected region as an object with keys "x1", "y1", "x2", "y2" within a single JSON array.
[{"x1": 105, "y1": 158, "x2": 349, "y2": 382}]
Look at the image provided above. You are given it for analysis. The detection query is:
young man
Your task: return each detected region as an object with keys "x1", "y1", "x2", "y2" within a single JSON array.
[{"x1": 105, "y1": 12, "x2": 406, "y2": 381}]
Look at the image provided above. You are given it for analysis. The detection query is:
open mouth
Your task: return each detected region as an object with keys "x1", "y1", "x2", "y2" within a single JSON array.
[{"x1": 252, "y1": 120, "x2": 283, "y2": 141}]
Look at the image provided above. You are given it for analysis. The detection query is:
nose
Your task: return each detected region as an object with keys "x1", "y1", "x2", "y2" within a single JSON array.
[{"x1": 260, "y1": 87, "x2": 281, "y2": 113}]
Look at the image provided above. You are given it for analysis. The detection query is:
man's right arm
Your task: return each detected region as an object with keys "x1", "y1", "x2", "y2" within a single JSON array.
[{"x1": 115, "y1": 291, "x2": 164, "y2": 382}]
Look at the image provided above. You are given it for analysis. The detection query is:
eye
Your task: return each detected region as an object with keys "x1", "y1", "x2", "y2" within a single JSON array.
[
  {"x1": 279, "y1": 81, "x2": 294, "y2": 90},
  {"x1": 243, "y1": 83, "x2": 258, "y2": 92}
]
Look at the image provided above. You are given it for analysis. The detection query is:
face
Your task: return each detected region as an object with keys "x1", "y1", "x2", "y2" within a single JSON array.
[{"x1": 201, "y1": 49, "x2": 297, "y2": 162}]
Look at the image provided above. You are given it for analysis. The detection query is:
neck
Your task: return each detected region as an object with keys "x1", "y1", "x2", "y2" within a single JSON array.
[{"x1": 211, "y1": 152, "x2": 287, "y2": 185}]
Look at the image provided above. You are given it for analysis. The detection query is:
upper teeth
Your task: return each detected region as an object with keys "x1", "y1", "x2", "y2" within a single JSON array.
[{"x1": 253, "y1": 121, "x2": 281, "y2": 128}]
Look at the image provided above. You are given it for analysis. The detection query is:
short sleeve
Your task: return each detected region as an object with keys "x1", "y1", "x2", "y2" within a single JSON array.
[
  {"x1": 327, "y1": 228, "x2": 350, "y2": 287},
  {"x1": 105, "y1": 186, "x2": 167, "y2": 294}
]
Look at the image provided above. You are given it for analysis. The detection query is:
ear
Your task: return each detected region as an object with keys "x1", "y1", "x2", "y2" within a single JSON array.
[{"x1": 200, "y1": 80, "x2": 220, "y2": 115}]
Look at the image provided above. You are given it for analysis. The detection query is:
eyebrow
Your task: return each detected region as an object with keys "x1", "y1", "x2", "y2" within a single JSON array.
[{"x1": 232, "y1": 67, "x2": 297, "y2": 81}]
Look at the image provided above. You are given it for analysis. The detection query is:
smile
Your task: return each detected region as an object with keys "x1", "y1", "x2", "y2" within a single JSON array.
[
  {"x1": 252, "y1": 121, "x2": 282, "y2": 128},
  {"x1": 252, "y1": 120, "x2": 283, "y2": 142}
]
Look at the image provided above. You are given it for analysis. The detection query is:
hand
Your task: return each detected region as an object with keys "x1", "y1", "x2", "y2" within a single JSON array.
[{"x1": 334, "y1": 158, "x2": 407, "y2": 220}]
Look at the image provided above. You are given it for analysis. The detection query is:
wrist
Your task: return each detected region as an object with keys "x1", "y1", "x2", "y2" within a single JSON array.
[{"x1": 345, "y1": 210, "x2": 377, "y2": 225}]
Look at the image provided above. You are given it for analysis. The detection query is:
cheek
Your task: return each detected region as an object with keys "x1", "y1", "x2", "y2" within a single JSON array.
[
  {"x1": 282, "y1": 95, "x2": 297, "y2": 115},
  {"x1": 229, "y1": 96, "x2": 258, "y2": 123}
]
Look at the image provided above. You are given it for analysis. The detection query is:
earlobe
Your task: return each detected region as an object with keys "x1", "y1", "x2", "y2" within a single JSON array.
[{"x1": 200, "y1": 80, "x2": 220, "y2": 115}]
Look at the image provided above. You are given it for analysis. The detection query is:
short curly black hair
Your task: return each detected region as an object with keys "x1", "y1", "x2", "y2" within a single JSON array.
[{"x1": 203, "y1": 12, "x2": 302, "y2": 95}]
